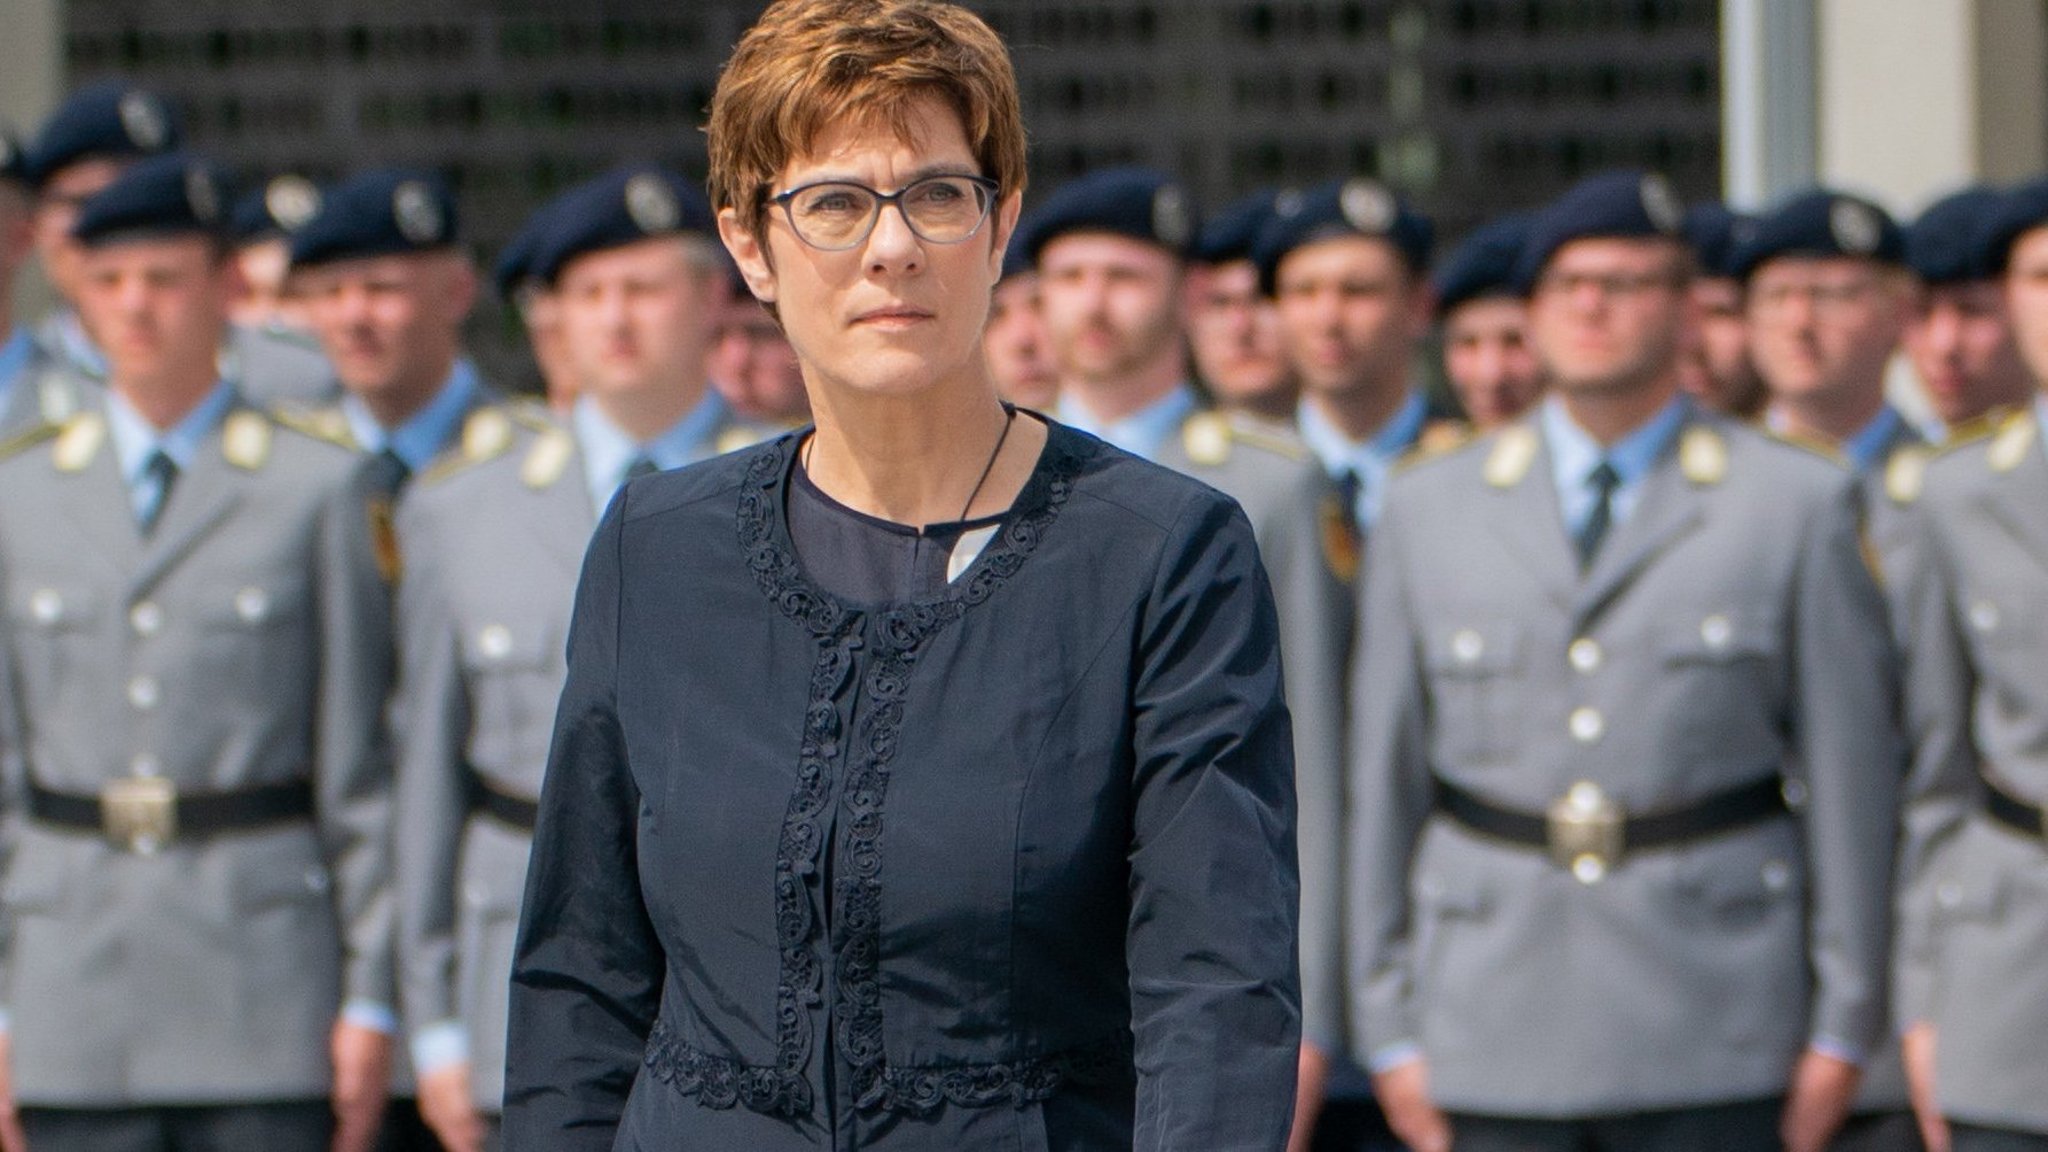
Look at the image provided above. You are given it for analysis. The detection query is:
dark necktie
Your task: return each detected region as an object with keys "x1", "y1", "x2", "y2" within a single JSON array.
[
  {"x1": 137, "y1": 449, "x2": 178, "y2": 536},
  {"x1": 624, "y1": 455, "x2": 660, "y2": 481},
  {"x1": 1335, "y1": 468, "x2": 1364, "y2": 530},
  {"x1": 1575, "y1": 459, "x2": 1621, "y2": 568},
  {"x1": 366, "y1": 447, "x2": 411, "y2": 497}
]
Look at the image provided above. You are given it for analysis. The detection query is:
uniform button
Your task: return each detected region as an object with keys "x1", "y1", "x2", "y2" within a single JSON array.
[
  {"x1": 1568, "y1": 638, "x2": 1602, "y2": 674},
  {"x1": 1761, "y1": 860, "x2": 1793, "y2": 893},
  {"x1": 464, "y1": 884, "x2": 487, "y2": 908},
  {"x1": 477, "y1": 624, "x2": 514, "y2": 661},
  {"x1": 1569, "y1": 707, "x2": 1604, "y2": 743},
  {"x1": 127, "y1": 675, "x2": 160, "y2": 710},
  {"x1": 29, "y1": 589, "x2": 61, "y2": 625},
  {"x1": 1969, "y1": 600, "x2": 2000, "y2": 633},
  {"x1": 1700, "y1": 614, "x2": 1733, "y2": 650},
  {"x1": 129, "y1": 601, "x2": 163, "y2": 636},
  {"x1": 1450, "y1": 629, "x2": 1484, "y2": 665},
  {"x1": 1781, "y1": 778, "x2": 1809, "y2": 810},
  {"x1": 130, "y1": 754, "x2": 160, "y2": 778},
  {"x1": 234, "y1": 587, "x2": 270, "y2": 624}
]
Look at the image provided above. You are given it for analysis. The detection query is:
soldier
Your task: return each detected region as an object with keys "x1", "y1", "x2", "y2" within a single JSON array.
[
  {"x1": 1248, "y1": 174, "x2": 1446, "y2": 1152},
  {"x1": 709, "y1": 265, "x2": 811, "y2": 446},
  {"x1": 1435, "y1": 212, "x2": 1543, "y2": 430},
  {"x1": 393, "y1": 164, "x2": 738, "y2": 1152},
  {"x1": 1890, "y1": 176, "x2": 2048, "y2": 1152},
  {"x1": 1028, "y1": 166, "x2": 1308, "y2": 527},
  {"x1": 492, "y1": 198, "x2": 577, "y2": 410},
  {"x1": 1679, "y1": 202, "x2": 1768, "y2": 418},
  {"x1": 1901, "y1": 186, "x2": 2033, "y2": 436},
  {"x1": 1189, "y1": 188, "x2": 1297, "y2": 424},
  {"x1": 229, "y1": 173, "x2": 325, "y2": 341},
  {"x1": 1733, "y1": 191, "x2": 1928, "y2": 1152},
  {"x1": 1351, "y1": 170, "x2": 1900, "y2": 1152},
  {"x1": 0, "y1": 127, "x2": 79, "y2": 434},
  {"x1": 21, "y1": 82, "x2": 333, "y2": 409},
  {"x1": 0, "y1": 153, "x2": 395, "y2": 1152},
  {"x1": 985, "y1": 224, "x2": 1058, "y2": 410},
  {"x1": 289, "y1": 169, "x2": 498, "y2": 502}
]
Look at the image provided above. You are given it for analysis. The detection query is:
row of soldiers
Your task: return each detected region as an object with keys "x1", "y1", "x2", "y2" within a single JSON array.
[{"x1": 0, "y1": 74, "x2": 2041, "y2": 1152}]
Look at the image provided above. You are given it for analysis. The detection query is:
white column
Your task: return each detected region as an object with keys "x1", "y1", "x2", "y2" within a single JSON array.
[{"x1": 1721, "y1": 0, "x2": 1815, "y2": 210}]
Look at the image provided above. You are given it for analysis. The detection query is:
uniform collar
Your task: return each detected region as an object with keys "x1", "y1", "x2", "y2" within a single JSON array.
[
  {"x1": 1541, "y1": 392, "x2": 1689, "y2": 534},
  {"x1": 1840, "y1": 404, "x2": 1904, "y2": 474},
  {"x1": 572, "y1": 389, "x2": 730, "y2": 514},
  {"x1": 341, "y1": 358, "x2": 480, "y2": 471},
  {"x1": 105, "y1": 379, "x2": 236, "y2": 486},
  {"x1": 1298, "y1": 391, "x2": 1427, "y2": 530},
  {"x1": 0, "y1": 327, "x2": 33, "y2": 413},
  {"x1": 1056, "y1": 383, "x2": 1196, "y2": 461}
]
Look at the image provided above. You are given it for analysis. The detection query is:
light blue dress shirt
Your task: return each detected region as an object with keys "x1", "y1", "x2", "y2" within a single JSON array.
[
  {"x1": 1840, "y1": 405, "x2": 1906, "y2": 475},
  {"x1": 340, "y1": 359, "x2": 482, "y2": 474},
  {"x1": 1056, "y1": 384, "x2": 1196, "y2": 461},
  {"x1": 1298, "y1": 391, "x2": 1427, "y2": 531},
  {"x1": 573, "y1": 390, "x2": 731, "y2": 516},
  {"x1": 1541, "y1": 394, "x2": 1689, "y2": 542},
  {"x1": 105, "y1": 382, "x2": 236, "y2": 522},
  {"x1": 0, "y1": 327, "x2": 34, "y2": 420}
]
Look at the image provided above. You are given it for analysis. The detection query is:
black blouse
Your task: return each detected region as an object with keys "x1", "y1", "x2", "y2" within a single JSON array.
[{"x1": 502, "y1": 421, "x2": 1301, "y2": 1151}]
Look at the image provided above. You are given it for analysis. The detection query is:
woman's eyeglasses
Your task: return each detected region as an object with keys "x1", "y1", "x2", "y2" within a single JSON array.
[{"x1": 768, "y1": 174, "x2": 999, "y2": 252}]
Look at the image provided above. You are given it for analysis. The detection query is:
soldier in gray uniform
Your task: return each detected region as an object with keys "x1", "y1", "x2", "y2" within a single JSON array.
[
  {"x1": 0, "y1": 154, "x2": 395, "y2": 1152},
  {"x1": 20, "y1": 82, "x2": 335, "y2": 410},
  {"x1": 1350, "y1": 170, "x2": 1901, "y2": 1152},
  {"x1": 1900, "y1": 186, "x2": 2036, "y2": 438},
  {"x1": 1024, "y1": 166, "x2": 1309, "y2": 532},
  {"x1": 1247, "y1": 175, "x2": 1452, "y2": 1152},
  {"x1": 0, "y1": 128, "x2": 86, "y2": 435},
  {"x1": 1890, "y1": 176, "x2": 2048, "y2": 1152},
  {"x1": 1734, "y1": 189, "x2": 1927, "y2": 1152},
  {"x1": 394, "y1": 164, "x2": 741, "y2": 1152}
]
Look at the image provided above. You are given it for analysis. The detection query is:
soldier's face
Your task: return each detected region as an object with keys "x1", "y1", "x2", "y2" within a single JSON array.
[
  {"x1": 74, "y1": 235, "x2": 234, "y2": 393},
  {"x1": 301, "y1": 253, "x2": 476, "y2": 400},
  {"x1": 710, "y1": 297, "x2": 810, "y2": 423},
  {"x1": 984, "y1": 272, "x2": 1059, "y2": 410},
  {"x1": 717, "y1": 94, "x2": 1018, "y2": 406},
  {"x1": 1678, "y1": 276, "x2": 1766, "y2": 416},
  {"x1": 1905, "y1": 280, "x2": 2030, "y2": 427},
  {"x1": 1746, "y1": 255, "x2": 1907, "y2": 409},
  {"x1": 557, "y1": 237, "x2": 726, "y2": 404},
  {"x1": 2000, "y1": 227, "x2": 2048, "y2": 394},
  {"x1": 1527, "y1": 238, "x2": 1689, "y2": 396},
  {"x1": 31, "y1": 157, "x2": 126, "y2": 303},
  {"x1": 1272, "y1": 235, "x2": 1429, "y2": 403},
  {"x1": 1036, "y1": 232, "x2": 1184, "y2": 390},
  {"x1": 1442, "y1": 296, "x2": 1543, "y2": 429},
  {"x1": 1185, "y1": 260, "x2": 1292, "y2": 411}
]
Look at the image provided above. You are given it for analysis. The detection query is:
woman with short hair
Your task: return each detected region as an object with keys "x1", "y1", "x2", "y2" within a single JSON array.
[{"x1": 501, "y1": 3, "x2": 1301, "y2": 1148}]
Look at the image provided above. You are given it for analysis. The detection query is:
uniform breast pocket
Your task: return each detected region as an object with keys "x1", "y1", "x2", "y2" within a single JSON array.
[
  {"x1": 1423, "y1": 623, "x2": 1524, "y2": 764},
  {"x1": 1661, "y1": 611, "x2": 1780, "y2": 758},
  {"x1": 1958, "y1": 588, "x2": 2039, "y2": 685},
  {"x1": 459, "y1": 620, "x2": 558, "y2": 766},
  {"x1": 8, "y1": 584, "x2": 100, "y2": 688}
]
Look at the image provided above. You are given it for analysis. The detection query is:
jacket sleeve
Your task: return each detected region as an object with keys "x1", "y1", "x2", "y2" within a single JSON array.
[
  {"x1": 501, "y1": 491, "x2": 663, "y2": 1150},
  {"x1": 1791, "y1": 478, "x2": 1904, "y2": 1058},
  {"x1": 317, "y1": 459, "x2": 399, "y2": 1014},
  {"x1": 392, "y1": 495, "x2": 475, "y2": 1054},
  {"x1": 1344, "y1": 495, "x2": 1434, "y2": 1067},
  {"x1": 1127, "y1": 490, "x2": 1301, "y2": 1151}
]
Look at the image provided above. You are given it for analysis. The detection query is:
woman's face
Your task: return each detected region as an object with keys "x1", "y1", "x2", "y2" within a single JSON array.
[{"x1": 720, "y1": 95, "x2": 1020, "y2": 405}]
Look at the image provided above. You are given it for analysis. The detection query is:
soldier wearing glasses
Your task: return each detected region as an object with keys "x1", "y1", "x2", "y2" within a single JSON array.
[{"x1": 1350, "y1": 170, "x2": 1900, "y2": 1152}]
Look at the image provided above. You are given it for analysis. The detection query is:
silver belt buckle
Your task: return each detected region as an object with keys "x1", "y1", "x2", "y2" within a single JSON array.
[
  {"x1": 1548, "y1": 781, "x2": 1624, "y2": 884},
  {"x1": 101, "y1": 777, "x2": 177, "y2": 854}
]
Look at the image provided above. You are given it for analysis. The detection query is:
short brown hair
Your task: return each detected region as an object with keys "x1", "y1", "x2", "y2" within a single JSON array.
[{"x1": 706, "y1": 0, "x2": 1027, "y2": 234}]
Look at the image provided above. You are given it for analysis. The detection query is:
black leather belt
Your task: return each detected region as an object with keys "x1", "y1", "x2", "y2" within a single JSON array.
[
  {"x1": 28, "y1": 776, "x2": 314, "y2": 854},
  {"x1": 1434, "y1": 775, "x2": 1790, "y2": 883},
  {"x1": 467, "y1": 769, "x2": 539, "y2": 832},
  {"x1": 1983, "y1": 775, "x2": 2047, "y2": 843}
]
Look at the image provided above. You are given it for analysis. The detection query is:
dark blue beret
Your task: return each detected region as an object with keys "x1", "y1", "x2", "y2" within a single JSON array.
[
  {"x1": 229, "y1": 174, "x2": 322, "y2": 246},
  {"x1": 1019, "y1": 167, "x2": 1197, "y2": 265},
  {"x1": 70, "y1": 151, "x2": 229, "y2": 247},
  {"x1": 1905, "y1": 185, "x2": 2001, "y2": 285},
  {"x1": 527, "y1": 165, "x2": 715, "y2": 286},
  {"x1": 493, "y1": 206, "x2": 555, "y2": 300},
  {"x1": 289, "y1": 168, "x2": 460, "y2": 269},
  {"x1": 23, "y1": 80, "x2": 180, "y2": 187},
  {"x1": 1681, "y1": 202, "x2": 1756, "y2": 280},
  {"x1": 1510, "y1": 169, "x2": 1686, "y2": 292},
  {"x1": 0, "y1": 129, "x2": 26, "y2": 186},
  {"x1": 1193, "y1": 188, "x2": 1282, "y2": 265},
  {"x1": 1972, "y1": 176, "x2": 2048, "y2": 276},
  {"x1": 1433, "y1": 212, "x2": 1532, "y2": 316},
  {"x1": 1250, "y1": 178, "x2": 1433, "y2": 295},
  {"x1": 1728, "y1": 188, "x2": 1904, "y2": 280}
]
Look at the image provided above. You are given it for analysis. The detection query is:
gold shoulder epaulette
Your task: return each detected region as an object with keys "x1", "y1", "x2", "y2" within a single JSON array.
[
  {"x1": 503, "y1": 398, "x2": 560, "y2": 435},
  {"x1": 1396, "y1": 419, "x2": 1471, "y2": 472},
  {"x1": 221, "y1": 409, "x2": 272, "y2": 470},
  {"x1": 1936, "y1": 408, "x2": 2004, "y2": 454},
  {"x1": 1180, "y1": 410, "x2": 1233, "y2": 466},
  {"x1": 1884, "y1": 444, "x2": 1932, "y2": 505},
  {"x1": 1764, "y1": 425, "x2": 1845, "y2": 465},
  {"x1": 52, "y1": 410, "x2": 106, "y2": 473},
  {"x1": 416, "y1": 405, "x2": 535, "y2": 487},
  {"x1": 1224, "y1": 413, "x2": 1308, "y2": 462},
  {"x1": 0, "y1": 421, "x2": 62, "y2": 463},
  {"x1": 1679, "y1": 424, "x2": 1730, "y2": 485},
  {"x1": 270, "y1": 406, "x2": 355, "y2": 450},
  {"x1": 1483, "y1": 424, "x2": 1538, "y2": 488}
]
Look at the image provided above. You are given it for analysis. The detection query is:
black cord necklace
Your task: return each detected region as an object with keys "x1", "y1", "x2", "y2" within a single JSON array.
[{"x1": 803, "y1": 402, "x2": 1016, "y2": 527}]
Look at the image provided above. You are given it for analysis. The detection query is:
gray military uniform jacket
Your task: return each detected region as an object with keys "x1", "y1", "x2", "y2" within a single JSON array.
[
  {"x1": 0, "y1": 342, "x2": 94, "y2": 438},
  {"x1": 0, "y1": 393, "x2": 394, "y2": 1105},
  {"x1": 1348, "y1": 407, "x2": 1901, "y2": 1116},
  {"x1": 1893, "y1": 406, "x2": 2048, "y2": 1135},
  {"x1": 35, "y1": 310, "x2": 337, "y2": 411}
]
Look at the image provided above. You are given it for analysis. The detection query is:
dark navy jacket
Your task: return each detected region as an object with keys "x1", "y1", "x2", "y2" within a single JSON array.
[{"x1": 503, "y1": 420, "x2": 1301, "y2": 1150}]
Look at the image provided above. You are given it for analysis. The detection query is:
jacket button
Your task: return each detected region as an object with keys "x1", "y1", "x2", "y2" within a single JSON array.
[
  {"x1": 1568, "y1": 638, "x2": 1602, "y2": 674},
  {"x1": 129, "y1": 601, "x2": 163, "y2": 636},
  {"x1": 127, "y1": 675, "x2": 161, "y2": 710},
  {"x1": 1569, "y1": 707, "x2": 1604, "y2": 743}
]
